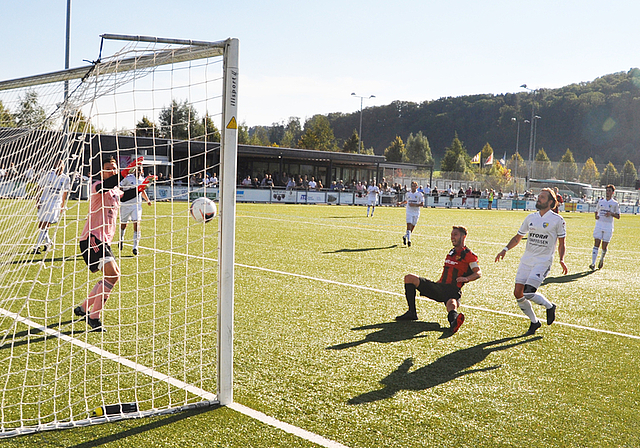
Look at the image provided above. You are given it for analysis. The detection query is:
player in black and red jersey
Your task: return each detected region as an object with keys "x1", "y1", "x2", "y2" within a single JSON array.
[{"x1": 396, "y1": 225, "x2": 481, "y2": 334}]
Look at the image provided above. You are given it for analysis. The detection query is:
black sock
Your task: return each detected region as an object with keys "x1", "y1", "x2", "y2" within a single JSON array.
[
  {"x1": 448, "y1": 310, "x2": 458, "y2": 323},
  {"x1": 404, "y1": 283, "x2": 416, "y2": 314}
]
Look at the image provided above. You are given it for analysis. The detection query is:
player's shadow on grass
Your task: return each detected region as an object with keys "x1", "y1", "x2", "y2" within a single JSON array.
[
  {"x1": 323, "y1": 244, "x2": 398, "y2": 254},
  {"x1": 348, "y1": 335, "x2": 542, "y2": 404},
  {"x1": 326, "y1": 321, "x2": 445, "y2": 350},
  {"x1": 542, "y1": 270, "x2": 595, "y2": 285},
  {"x1": 6, "y1": 254, "x2": 83, "y2": 265},
  {"x1": 0, "y1": 319, "x2": 79, "y2": 350}
]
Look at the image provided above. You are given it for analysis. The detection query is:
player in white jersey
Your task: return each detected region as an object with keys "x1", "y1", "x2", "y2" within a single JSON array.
[
  {"x1": 398, "y1": 181, "x2": 424, "y2": 247},
  {"x1": 366, "y1": 182, "x2": 380, "y2": 217},
  {"x1": 590, "y1": 184, "x2": 620, "y2": 270},
  {"x1": 32, "y1": 161, "x2": 70, "y2": 254},
  {"x1": 119, "y1": 165, "x2": 152, "y2": 255},
  {"x1": 495, "y1": 188, "x2": 568, "y2": 335}
]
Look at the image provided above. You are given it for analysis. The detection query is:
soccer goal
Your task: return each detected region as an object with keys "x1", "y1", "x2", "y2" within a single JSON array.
[{"x1": 0, "y1": 34, "x2": 238, "y2": 437}]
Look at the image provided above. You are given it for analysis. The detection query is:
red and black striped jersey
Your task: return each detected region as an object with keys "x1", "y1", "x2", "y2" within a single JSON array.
[{"x1": 438, "y1": 246, "x2": 479, "y2": 288}]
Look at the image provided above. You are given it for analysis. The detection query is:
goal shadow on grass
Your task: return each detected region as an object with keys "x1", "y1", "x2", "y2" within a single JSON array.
[
  {"x1": 348, "y1": 335, "x2": 542, "y2": 404},
  {"x1": 326, "y1": 321, "x2": 445, "y2": 350},
  {"x1": 323, "y1": 244, "x2": 398, "y2": 254}
]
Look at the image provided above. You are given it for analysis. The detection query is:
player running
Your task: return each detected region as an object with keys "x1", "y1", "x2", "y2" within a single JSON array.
[
  {"x1": 398, "y1": 181, "x2": 424, "y2": 247},
  {"x1": 590, "y1": 184, "x2": 620, "y2": 270},
  {"x1": 495, "y1": 188, "x2": 567, "y2": 335},
  {"x1": 32, "y1": 160, "x2": 70, "y2": 254},
  {"x1": 119, "y1": 164, "x2": 153, "y2": 255},
  {"x1": 396, "y1": 225, "x2": 481, "y2": 334},
  {"x1": 366, "y1": 181, "x2": 380, "y2": 217},
  {"x1": 74, "y1": 157, "x2": 148, "y2": 331}
]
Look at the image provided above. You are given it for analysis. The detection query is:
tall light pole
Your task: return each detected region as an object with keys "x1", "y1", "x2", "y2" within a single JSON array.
[
  {"x1": 351, "y1": 93, "x2": 375, "y2": 154},
  {"x1": 521, "y1": 84, "x2": 537, "y2": 189},
  {"x1": 511, "y1": 117, "x2": 522, "y2": 182}
]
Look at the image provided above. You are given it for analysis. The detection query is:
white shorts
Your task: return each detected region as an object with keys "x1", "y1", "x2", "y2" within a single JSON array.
[
  {"x1": 367, "y1": 197, "x2": 377, "y2": 206},
  {"x1": 37, "y1": 203, "x2": 61, "y2": 224},
  {"x1": 593, "y1": 227, "x2": 613, "y2": 243},
  {"x1": 120, "y1": 203, "x2": 142, "y2": 223},
  {"x1": 515, "y1": 262, "x2": 551, "y2": 289},
  {"x1": 406, "y1": 212, "x2": 420, "y2": 226}
]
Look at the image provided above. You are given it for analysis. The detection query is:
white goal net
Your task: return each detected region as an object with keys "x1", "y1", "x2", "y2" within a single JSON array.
[{"x1": 0, "y1": 35, "x2": 238, "y2": 437}]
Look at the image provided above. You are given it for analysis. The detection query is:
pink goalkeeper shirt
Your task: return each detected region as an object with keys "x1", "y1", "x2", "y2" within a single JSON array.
[{"x1": 80, "y1": 180, "x2": 123, "y2": 244}]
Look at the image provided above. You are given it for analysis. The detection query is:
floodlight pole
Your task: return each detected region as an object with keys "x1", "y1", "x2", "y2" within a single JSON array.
[
  {"x1": 521, "y1": 84, "x2": 536, "y2": 190},
  {"x1": 351, "y1": 93, "x2": 375, "y2": 154}
]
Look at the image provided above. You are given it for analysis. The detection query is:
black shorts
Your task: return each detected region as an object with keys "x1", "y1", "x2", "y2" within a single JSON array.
[
  {"x1": 417, "y1": 278, "x2": 462, "y2": 303},
  {"x1": 79, "y1": 235, "x2": 114, "y2": 273}
]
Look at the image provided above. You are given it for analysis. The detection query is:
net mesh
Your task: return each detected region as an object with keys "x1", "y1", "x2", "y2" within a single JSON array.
[{"x1": 0, "y1": 36, "x2": 224, "y2": 436}]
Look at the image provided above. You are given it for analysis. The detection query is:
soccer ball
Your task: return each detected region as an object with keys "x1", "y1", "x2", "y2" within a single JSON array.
[{"x1": 190, "y1": 197, "x2": 217, "y2": 223}]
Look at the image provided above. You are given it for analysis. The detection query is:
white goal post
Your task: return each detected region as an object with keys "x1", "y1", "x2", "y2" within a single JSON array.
[{"x1": 0, "y1": 35, "x2": 238, "y2": 437}]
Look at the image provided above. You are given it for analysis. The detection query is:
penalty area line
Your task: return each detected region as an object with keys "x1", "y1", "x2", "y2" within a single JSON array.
[
  {"x1": 140, "y1": 244, "x2": 640, "y2": 341},
  {"x1": 0, "y1": 307, "x2": 349, "y2": 447}
]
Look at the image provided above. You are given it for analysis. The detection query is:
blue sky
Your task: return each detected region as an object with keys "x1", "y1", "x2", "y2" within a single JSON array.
[{"x1": 2, "y1": 1, "x2": 639, "y2": 127}]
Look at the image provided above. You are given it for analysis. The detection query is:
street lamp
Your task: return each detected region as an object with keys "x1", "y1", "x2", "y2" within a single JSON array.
[
  {"x1": 511, "y1": 117, "x2": 523, "y2": 181},
  {"x1": 351, "y1": 93, "x2": 375, "y2": 153},
  {"x1": 521, "y1": 84, "x2": 538, "y2": 188}
]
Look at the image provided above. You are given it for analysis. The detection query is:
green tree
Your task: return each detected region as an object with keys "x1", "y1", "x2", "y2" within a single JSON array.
[
  {"x1": 532, "y1": 148, "x2": 553, "y2": 179},
  {"x1": 480, "y1": 142, "x2": 494, "y2": 171},
  {"x1": 405, "y1": 131, "x2": 434, "y2": 165},
  {"x1": 620, "y1": 160, "x2": 638, "y2": 188},
  {"x1": 280, "y1": 117, "x2": 302, "y2": 148},
  {"x1": 298, "y1": 115, "x2": 338, "y2": 151},
  {"x1": 68, "y1": 110, "x2": 98, "y2": 134},
  {"x1": 0, "y1": 101, "x2": 16, "y2": 128},
  {"x1": 556, "y1": 148, "x2": 578, "y2": 181},
  {"x1": 237, "y1": 122, "x2": 250, "y2": 144},
  {"x1": 248, "y1": 126, "x2": 271, "y2": 146},
  {"x1": 158, "y1": 99, "x2": 199, "y2": 140},
  {"x1": 16, "y1": 90, "x2": 47, "y2": 128},
  {"x1": 384, "y1": 136, "x2": 407, "y2": 162},
  {"x1": 600, "y1": 161, "x2": 620, "y2": 186},
  {"x1": 579, "y1": 157, "x2": 599, "y2": 185},
  {"x1": 136, "y1": 116, "x2": 157, "y2": 137},
  {"x1": 507, "y1": 152, "x2": 527, "y2": 179},
  {"x1": 193, "y1": 113, "x2": 221, "y2": 142},
  {"x1": 440, "y1": 134, "x2": 469, "y2": 172},
  {"x1": 342, "y1": 129, "x2": 360, "y2": 153}
]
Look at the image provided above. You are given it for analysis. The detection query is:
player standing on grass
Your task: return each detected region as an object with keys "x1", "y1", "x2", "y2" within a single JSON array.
[
  {"x1": 31, "y1": 160, "x2": 70, "y2": 254},
  {"x1": 398, "y1": 181, "x2": 424, "y2": 247},
  {"x1": 366, "y1": 181, "x2": 380, "y2": 217},
  {"x1": 590, "y1": 184, "x2": 620, "y2": 270},
  {"x1": 74, "y1": 157, "x2": 148, "y2": 331},
  {"x1": 396, "y1": 225, "x2": 481, "y2": 334},
  {"x1": 495, "y1": 188, "x2": 567, "y2": 335},
  {"x1": 119, "y1": 164, "x2": 153, "y2": 255}
]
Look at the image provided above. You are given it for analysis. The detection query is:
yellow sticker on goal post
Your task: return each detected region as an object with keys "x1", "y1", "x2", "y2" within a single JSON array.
[{"x1": 226, "y1": 117, "x2": 238, "y2": 129}]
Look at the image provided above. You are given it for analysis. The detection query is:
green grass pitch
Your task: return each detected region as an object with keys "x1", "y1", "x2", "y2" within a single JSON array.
[{"x1": 3, "y1": 203, "x2": 640, "y2": 447}]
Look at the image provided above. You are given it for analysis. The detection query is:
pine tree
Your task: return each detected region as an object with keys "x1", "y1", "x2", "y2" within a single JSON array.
[
  {"x1": 579, "y1": 157, "x2": 599, "y2": 185},
  {"x1": 556, "y1": 148, "x2": 578, "y2": 181},
  {"x1": 620, "y1": 160, "x2": 638, "y2": 188},
  {"x1": 600, "y1": 162, "x2": 619, "y2": 186},
  {"x1": 440, "y1": 134, "x2": 469, "y2": 172},
  {"x1": 384, "y1": 136, "x2": 407, "y2": 162},
  {"x1": 405, "y1": 131, "x2": 433, "y2": 165},
  {"x1": 533, "y1": 148, "x2": 553, "y2": 179}
]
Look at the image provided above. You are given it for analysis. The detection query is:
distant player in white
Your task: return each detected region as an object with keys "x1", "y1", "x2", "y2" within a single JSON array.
[
  {"x1": 495, "y1": 188, "x2": 568, "y2": 335},
  {"x1": 32, "y1": 161, "x2": 70, "y2": 254},
  {"x1": 398, "y1": 181, "x2": 424, "y2": 247},
  {"x1": 366, "y1": 182, "x2": 380, "y2": 217},
  {"x1": 119, "y1": 165, "x2": 152, "y2": 255},
  {"x1": 590, "y1": 184, "x2": 620, "y2": 270}
]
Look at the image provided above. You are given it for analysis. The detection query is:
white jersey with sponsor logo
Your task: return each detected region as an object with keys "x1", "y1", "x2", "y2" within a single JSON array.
[
  {"x1": 405, "y1": 190, "x2": 424, "y2": 216},
  {"x1": 38, "y1": 170, "x2": 70, "y2": 209},
  {"x1": 594, "y1": 198, "x2": 620, "y2": 231},
  {"x1": 517, "y1": 210, "x2": 566, "y2": 266}
]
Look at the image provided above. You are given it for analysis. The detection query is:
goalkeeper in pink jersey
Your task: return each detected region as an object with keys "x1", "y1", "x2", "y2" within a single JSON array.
[{"x1": 74, "y1": 156, "x2": 150, "y2": 331}]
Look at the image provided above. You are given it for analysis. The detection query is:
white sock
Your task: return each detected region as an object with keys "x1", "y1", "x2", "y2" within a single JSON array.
[
  {"x1": 591, "y1": 247, "x2": 598, "y2": 265},
  {"x1": 517, "y1": 298, "x2": 539, "y2": 323},
  {"x1": 600, "y1": 249, "x2": 607, "y2": 262},
  {"x1": 35, "y1": 229, "x2": 47, "y2": 247},
  {"x1": 407, "y1": 230, "x2": 412, "y2": 241},
  {"x1": 526, "y1": 292, "x2": 553, "y2": 309},
  {"x1": 120, "y1": 228, "x2": 126, "y2": 243},
  {"x1": 133, "y1": 231, "x2": 140, "y2": 249}
]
